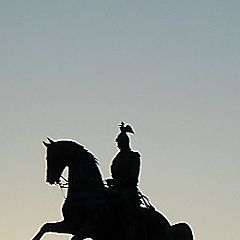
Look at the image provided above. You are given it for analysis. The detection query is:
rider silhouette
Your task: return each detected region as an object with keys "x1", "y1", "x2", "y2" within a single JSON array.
[{"x1": 107, "y1": 122, "x2": 141, "y2": 240}]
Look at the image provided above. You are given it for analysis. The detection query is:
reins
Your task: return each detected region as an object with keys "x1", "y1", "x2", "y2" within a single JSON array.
[
  {"x1": 56, "y1": 176, "x2": 155, "y2": 210},
  {"x1": 55, "y1": 175, "x2": 69, "y2": 200},
  {"x1": 59, "y1": 175, "x2": 69, "y2": 188}
]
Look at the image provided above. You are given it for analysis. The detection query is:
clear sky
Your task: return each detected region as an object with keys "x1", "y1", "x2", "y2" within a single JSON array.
[{"x1": 1, "y1": 1, "x2": 239, "y2": 239}]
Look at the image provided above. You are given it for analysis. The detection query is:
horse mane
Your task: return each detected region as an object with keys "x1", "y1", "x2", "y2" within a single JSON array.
[
  {"x1": 74, "y1": 141, "x2": 99, "y2": 164},
  {"x1": 64, "y1": 141, "x2": 103, "y2": 182},
  {"x1": 58, "y1": 140, "x2": 99, "y2": 165}
]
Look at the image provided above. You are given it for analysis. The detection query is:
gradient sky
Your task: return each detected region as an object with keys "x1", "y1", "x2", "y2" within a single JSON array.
[{"x1": 1, "y1": 1, "x2": 239, "y2": 239}]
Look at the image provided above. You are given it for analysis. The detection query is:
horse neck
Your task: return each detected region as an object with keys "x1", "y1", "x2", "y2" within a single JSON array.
[{"x1": 67, "y1": 152, "x2": 104, "y2": 192}]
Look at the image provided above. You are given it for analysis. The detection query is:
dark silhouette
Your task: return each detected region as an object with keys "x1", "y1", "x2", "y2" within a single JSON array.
[
  {"x1": 32, "y1": 125, "x2": 194, "y2": 240},
  {"x1": 106, "y1": 122, "x2": 141, "y2": 240}
]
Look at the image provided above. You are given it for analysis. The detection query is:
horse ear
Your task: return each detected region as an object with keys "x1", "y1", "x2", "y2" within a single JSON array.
[
  {"x1": 47, "y1": 137, "x2": 55, "y2": 144},
  {"x1": 43, "y1": 137, "x2": 54, "y2": 147},
  {"x1": 43, "y1": 141, "x2": 50, "y2": 147}
]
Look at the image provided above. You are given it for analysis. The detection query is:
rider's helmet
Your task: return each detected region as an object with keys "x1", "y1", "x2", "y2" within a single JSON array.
[{"x1": 115, "y1": 122, "x2": 134, "y2": 150}]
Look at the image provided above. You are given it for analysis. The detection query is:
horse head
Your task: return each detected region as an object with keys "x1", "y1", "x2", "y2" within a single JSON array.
[
  {"x1": 43, "y1": 138, "x2": 103, "y2": 187},
  {"x1": 43, "y1": 138, "x2": 68, "y2": 185}
]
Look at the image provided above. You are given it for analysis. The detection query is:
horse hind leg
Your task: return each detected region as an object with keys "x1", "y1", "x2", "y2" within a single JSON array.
[
  {"x1": 32, "y1": 221, "x2": 74, "y2": 240},
  {"x1": 171, "y1": 222, "x2": 194, "y2": 240}
]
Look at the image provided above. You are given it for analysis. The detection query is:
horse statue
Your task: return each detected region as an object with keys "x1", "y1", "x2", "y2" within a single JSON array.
[{"x1": 32, "y1": 138, "x2": 194, "y2": 240}]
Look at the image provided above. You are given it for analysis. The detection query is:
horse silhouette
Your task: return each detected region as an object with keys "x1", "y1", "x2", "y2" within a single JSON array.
[{"x1": 32, "y1": 138, "x2": 194, "y2": 240}]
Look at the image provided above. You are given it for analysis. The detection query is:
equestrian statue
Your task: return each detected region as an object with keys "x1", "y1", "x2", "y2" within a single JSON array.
[{"x1": 32, "y1": 122, "x2": 194, "y2": 240}]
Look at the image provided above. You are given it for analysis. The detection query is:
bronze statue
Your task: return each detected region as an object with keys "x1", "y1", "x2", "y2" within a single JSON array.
[
  {"x1": 32, "y1": 123, "x2": 194, "y2": 240},
  {"x1": 107, "y1": 122, "x2": 141, "y2": 240}
]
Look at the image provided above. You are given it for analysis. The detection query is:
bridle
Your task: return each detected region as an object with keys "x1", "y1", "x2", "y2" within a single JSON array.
[
  {"x1": 58, "y1": 175, "x2": 69, "y2": 188},
  {"x1": 54, "y1": 175, "x2": 69, "y2": 199},
  {"x1": 56, "y1": 175, "x2": 154, "y2": 210}
]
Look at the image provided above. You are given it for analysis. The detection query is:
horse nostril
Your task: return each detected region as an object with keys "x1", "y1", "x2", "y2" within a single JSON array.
[{"x1": 46, "y1": 176, "x2": 54, "y2": 184}]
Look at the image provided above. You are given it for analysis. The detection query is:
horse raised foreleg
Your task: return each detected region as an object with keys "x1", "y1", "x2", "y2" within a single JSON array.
[{"x1": 32, "y1": 221, "x2": 74, "y2": 240}]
